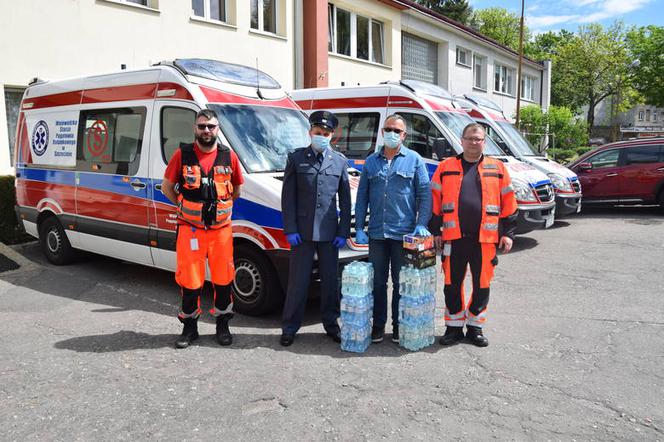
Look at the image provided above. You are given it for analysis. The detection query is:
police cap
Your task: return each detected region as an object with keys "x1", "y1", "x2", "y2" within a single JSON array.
[{"x1": 309, "y1": 110, "x2": 338, "y2": 131}]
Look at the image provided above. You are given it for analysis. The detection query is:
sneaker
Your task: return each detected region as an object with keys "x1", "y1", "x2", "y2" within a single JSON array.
[
  {"x1": 371, "y1": 326, "x2": 384, "y2": 343},
  {"x1": 391, "y1": 325, "x2": 399, "y2": 343}
]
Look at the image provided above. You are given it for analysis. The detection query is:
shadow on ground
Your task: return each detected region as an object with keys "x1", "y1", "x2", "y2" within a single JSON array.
[{"x1": 52, "y1": 329, "x2": 475, "y2": 357}]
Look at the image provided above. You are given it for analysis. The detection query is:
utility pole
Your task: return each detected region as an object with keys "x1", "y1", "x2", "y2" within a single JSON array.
[{"x1": 515, "y1": 0, "x2": 525, "y2": 129}]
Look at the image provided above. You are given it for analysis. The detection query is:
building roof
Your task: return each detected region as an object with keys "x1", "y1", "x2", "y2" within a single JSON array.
[{"x1": 382, "y1": 0, "x2": 545, "y2": 69}]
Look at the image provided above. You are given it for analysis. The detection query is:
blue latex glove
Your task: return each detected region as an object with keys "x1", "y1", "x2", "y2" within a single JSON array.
[
  {"x1": 286, "y1": 233, "x2": 302, "y2": 247},
  {"x1": 332, "y1": 236, "x2": 346, "y2": 249},
  {"x1": 355, "y1": 230, "x2": 369, "y2": 245},
  {"x1": 412, "y1": 225, "x2": 431, "y2": 237}
]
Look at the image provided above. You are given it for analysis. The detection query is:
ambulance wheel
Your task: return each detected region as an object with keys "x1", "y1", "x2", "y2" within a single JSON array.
[
  {"x1": 233, "y1": 244, "x2": 283, "y2": 316},
  {"x1": 39, "y1": 217, "x2": 76, "y2": 265}
]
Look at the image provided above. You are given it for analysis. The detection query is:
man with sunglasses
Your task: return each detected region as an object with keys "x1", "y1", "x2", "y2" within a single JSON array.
[
  {"x1": 280, "y1": 111, "x2": 351, "y2": 347},
  {"x1": 162, "y1": 109, "x2": 244, "y2": 349},
  {"x1": 430, "y1": 123, "x2": 517, "y2": 347},
  {"x1": 354, "y1": 114, "x2": 432, "y2": 344}
]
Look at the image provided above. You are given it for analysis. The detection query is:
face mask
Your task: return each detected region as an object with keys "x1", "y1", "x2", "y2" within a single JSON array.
[
  {"x1": 383, "y1": 131, "x2": 402, "y2": 149},
  {"x1": 311, "y1": 135, "x2": 331, "y2": 153}
]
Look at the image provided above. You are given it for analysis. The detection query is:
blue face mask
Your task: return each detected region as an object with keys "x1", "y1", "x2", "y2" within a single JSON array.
[
  {"x1": 311, "y1": 134, "x2": 331, "y2": 153},
  {"x1": 383, "y1": 131, "x2": 402, "y2": 149}
]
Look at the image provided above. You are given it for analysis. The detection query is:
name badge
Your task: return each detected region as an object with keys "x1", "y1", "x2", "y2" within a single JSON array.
[{"x1": 190, "y1": 238, "x2": 199, "y2": 251}]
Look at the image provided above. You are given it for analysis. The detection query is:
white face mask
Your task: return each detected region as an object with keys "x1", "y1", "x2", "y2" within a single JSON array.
[
  {"x1": 383, "y1": 131, "x2": 402, "y2": 149},
  {"x1": 311, "y1": 134, "x2": 330, "y2": 153}
]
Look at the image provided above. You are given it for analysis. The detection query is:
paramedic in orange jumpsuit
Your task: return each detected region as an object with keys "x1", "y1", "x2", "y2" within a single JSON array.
[
  {"x1": 162, "y1": 109, "x2": 244, "y2": 349},
  {"x1": 430, "y1": 123, "x2": 517, "y2": 347}
]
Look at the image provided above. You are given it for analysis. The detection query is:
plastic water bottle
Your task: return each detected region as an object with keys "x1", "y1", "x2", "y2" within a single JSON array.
[{"x1": 340, "y1": 261, "x2": 374, "y2": 353}]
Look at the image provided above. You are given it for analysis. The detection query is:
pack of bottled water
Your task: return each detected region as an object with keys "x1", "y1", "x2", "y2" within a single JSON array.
[
  {"x1": 398, "y1": 265, "x2": 437, "y2": 351},
  {"x1": 340, "y1": 261, "x2": 374, "y2": 353}
]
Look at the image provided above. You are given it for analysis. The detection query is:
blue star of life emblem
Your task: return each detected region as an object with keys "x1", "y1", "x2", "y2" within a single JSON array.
[{"x1": 31, "y1": 120, "x2": 49, "y2": 156}]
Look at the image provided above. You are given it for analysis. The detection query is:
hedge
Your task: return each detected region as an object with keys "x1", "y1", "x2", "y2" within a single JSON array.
[{"x1": 0, "y1": 176, "x2": 32, "y2": 244}]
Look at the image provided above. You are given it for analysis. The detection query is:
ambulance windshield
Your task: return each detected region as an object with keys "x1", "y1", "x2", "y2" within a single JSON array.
[
  {"x1": 496, "y1": 121, "x2": 538, "y2": 156},
  {"x1": 435, "y1": 111, "x2": 504, "y2": 156},
  {"x1": 209, "y1": 104, "x2": 310, "y2": 173}
]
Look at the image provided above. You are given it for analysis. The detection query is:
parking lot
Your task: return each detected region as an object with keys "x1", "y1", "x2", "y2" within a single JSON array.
[{"x1": 1, "y1": 207, "x2": 663, "y2": 441}]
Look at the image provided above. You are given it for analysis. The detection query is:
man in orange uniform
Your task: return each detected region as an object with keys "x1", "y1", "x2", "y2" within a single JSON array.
[
  {"x1": 430, "y1": 123, "x2": 517, "y2": 347},
  {"x1": 162, "y1": 109, "x2": 244, "y2": 349}
]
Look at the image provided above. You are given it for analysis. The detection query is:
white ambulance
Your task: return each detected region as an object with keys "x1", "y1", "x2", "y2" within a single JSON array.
[
  {"x1": 13, "y1": 58, "x2": 367, "y2": 315},
  {"x1": 291, "y1": 80, "x2": 556, "y2": 234},
  {"x1": 457, "y1": 94, "x2": 582, "y2": 216}
]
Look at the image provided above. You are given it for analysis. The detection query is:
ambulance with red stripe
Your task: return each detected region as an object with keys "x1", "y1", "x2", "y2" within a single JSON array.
[
  {"x1": 456, "y1": 94, "x2": 582, "y2": 217},
  {"x1": 13, "y1": 58, "x2": 367, "y2": 315},
  {"x1": 291, "y1": 80, "x2": 556, "y2": 234}
]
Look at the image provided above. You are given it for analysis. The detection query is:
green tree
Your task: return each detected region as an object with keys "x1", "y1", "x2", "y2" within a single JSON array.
[
  {"x1": 524, "y1": 29, "x2": 574, "y2": 61},
  {"x1": 627, "y1": 25, "x2": 664, "y2": 107},
  {"x1": 550, "y1": 22, "x2": 635, "y2": 133},
  {"x1": 469, "y1": 7, "x2": 530, "y2": 51},
  {"x1": 412, "y1": 0, "x2": 474, "y2": 25},
  {"x1": 519, "y1": 105, "x2": 589, "y2": 162}
]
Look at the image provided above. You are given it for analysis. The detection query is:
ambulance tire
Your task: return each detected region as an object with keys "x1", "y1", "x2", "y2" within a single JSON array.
[
  {"x1": 39, "y1": 216, "x2": 77, "y2": 265},
  {"x1": 232, "y1": 244, "x2": 283, "y2": 316}
]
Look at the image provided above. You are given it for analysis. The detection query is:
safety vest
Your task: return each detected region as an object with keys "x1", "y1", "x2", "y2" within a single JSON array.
[
  {"x1": 177, "y1": 143, "x2": 234, "y2": 229},
  {"x1": 431, "y1": 154, "x2": 517, "y2": 243}
]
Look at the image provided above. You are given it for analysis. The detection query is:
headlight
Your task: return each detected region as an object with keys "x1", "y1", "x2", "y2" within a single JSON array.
[
  {"x1": 512, "y1": 179, "x2": 537, "y2": 202},
  {"x1": 548, "y1": 173, "x2": 573, "y2": 192}
]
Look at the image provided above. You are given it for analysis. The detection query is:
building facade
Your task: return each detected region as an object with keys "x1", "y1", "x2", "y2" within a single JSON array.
[{"x1": 0, "y1": 0, "x2": 550, "y2": 175}]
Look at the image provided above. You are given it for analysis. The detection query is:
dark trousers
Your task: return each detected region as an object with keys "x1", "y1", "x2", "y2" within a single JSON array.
[
  {"x1": 282, "y1": 241, "x2": 340, "y2": 335},
  {"x1": 369, "y1": 238, "x2": 404, "y2": 329},
  {"x1": 443, "y1": 236, "x2": 496, "y2": 328}
]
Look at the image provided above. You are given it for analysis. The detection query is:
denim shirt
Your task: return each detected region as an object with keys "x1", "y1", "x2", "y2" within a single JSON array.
[{"x1": 354, "y1": 145, "x2": 432, "y2": 240}]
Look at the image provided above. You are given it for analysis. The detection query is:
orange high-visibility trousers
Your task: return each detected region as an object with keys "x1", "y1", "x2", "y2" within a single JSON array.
[
  {"x1": 175, "y1": 224, "x2": 235, "y2": 290},
  {"x1": 442, "y1": 237, "x2": 497, "y2": 328}
]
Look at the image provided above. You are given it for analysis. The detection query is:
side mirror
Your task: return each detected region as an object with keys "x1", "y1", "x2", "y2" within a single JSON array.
[
  {"x1": 433, "y1": 138, "x2": 453, "y2": 160},
  {"x1": 497, "y1": 140, "x2": 509, "y2": 152},
  {"x1": 577, "y1": 162, "x2": 593, "y2": 172}
]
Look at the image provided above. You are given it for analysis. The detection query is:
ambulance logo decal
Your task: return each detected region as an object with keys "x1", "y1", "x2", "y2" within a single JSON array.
[{"x1": 32, "y1": 120, "x2": 49, "y2": 156}]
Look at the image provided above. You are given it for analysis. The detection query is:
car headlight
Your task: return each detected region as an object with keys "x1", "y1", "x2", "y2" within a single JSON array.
[
  {"x1": 512, "y1": 179, "x2": 537, "y2": 202},
  {"x1": 547, "y1": 173, "x2": 573, "y2": 192}
]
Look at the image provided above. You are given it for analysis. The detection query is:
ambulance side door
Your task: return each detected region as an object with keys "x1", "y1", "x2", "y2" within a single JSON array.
[
  {"x1": 148, "y1": 101, "x2": 199, "y2": 271},
  {"x1": 74, "y1": 104, "x2": 154, "y2": 265}
]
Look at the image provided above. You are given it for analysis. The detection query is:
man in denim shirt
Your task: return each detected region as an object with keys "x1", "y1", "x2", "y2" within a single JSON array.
[{"x1": 354, "y1": 114, "x2": 432, "y2": 343}]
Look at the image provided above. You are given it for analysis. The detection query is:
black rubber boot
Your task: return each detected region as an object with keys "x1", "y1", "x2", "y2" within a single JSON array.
[
  {"x1": 216, "y1": 314, "x2": 233, "y2": 346},
  {"x1": 466, "y1": 326, "x2": 489, "y2": 347},
  {"x1": 439, "y1": 326, "x2": 464, "y2": 346},
  {"x1": 175, "y1": 318, "x2": 199, "y2": 349}
]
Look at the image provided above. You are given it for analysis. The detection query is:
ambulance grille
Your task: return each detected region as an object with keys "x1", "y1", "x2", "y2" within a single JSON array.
[{"x1": 536, "y1": 184, "x2": 555, "y2": 203}]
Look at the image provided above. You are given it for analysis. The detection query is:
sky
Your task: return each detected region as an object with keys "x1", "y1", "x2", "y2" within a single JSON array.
[{"x1": 469, "y1": 0, "x2": 664, "y2": 34}]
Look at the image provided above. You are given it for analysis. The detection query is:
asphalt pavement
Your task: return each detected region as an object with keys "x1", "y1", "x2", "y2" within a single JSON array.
[{"x1": 1, "y1": 206, "x2": 663, "y2": 441}]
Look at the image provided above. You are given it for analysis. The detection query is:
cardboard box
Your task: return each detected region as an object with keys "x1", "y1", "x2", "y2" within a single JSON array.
[{"x1": 402, "y1": 234, "x2": 434, "y2": 251}]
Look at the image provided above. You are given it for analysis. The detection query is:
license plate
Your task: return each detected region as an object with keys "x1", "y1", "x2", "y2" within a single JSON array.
[{"x1": 545, "y1": 216, "x2": 554, "y2": 228}]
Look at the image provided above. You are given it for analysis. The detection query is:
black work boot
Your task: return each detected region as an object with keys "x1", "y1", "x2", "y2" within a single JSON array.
[
  {"x1": 215, "y1": 314, "x2": 233, "y2": 346},
  {"x1": 466, "y1": 326, "x2": 489, "y2": 347},
  {"x1": 439, "y1": 326, "x2": 464, "y2": 346},
  {"x1": 175, "y1": 318, "x2": 199, "y2": 349}
]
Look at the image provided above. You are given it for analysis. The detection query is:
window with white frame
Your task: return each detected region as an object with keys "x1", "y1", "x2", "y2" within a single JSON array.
[
  {"x1": 494, "y1": 63, "x2": 515, "y2": 96},
  {"x1": 638, "y1": 110, "x2": 645, "y2": 121},
  {"x1": 328, "y1": 3, "x2": 385, "y2": 64},
  {"x1": 653, "y1": 110, "x2": 658, "y2": 122},
  {"x1": 473, "y1": 54, "x2": 486, "y2": 90},
  {"x1": 521, "y1": 75, "x2": 536, "y2": 101},
  {"x1": 125, "y1": 0, "x2": 148, "y2": 5},
  {"x1": 191, "y1": 0, "x2": 226, "y2": 22},
  {"x1": 456, "y1": 47, "x2": 470, "y2": 67},
  {"x1": 251, "y1": 0, "x2": 276, "y2": 34},
  {"x1": 646, "y1": 109, "x2": 651, "y2": 121}
]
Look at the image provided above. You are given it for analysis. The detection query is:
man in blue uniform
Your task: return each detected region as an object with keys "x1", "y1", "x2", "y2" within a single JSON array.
[{"x1": 280, "y1": 111, "x2": 352, "y2": 346}]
